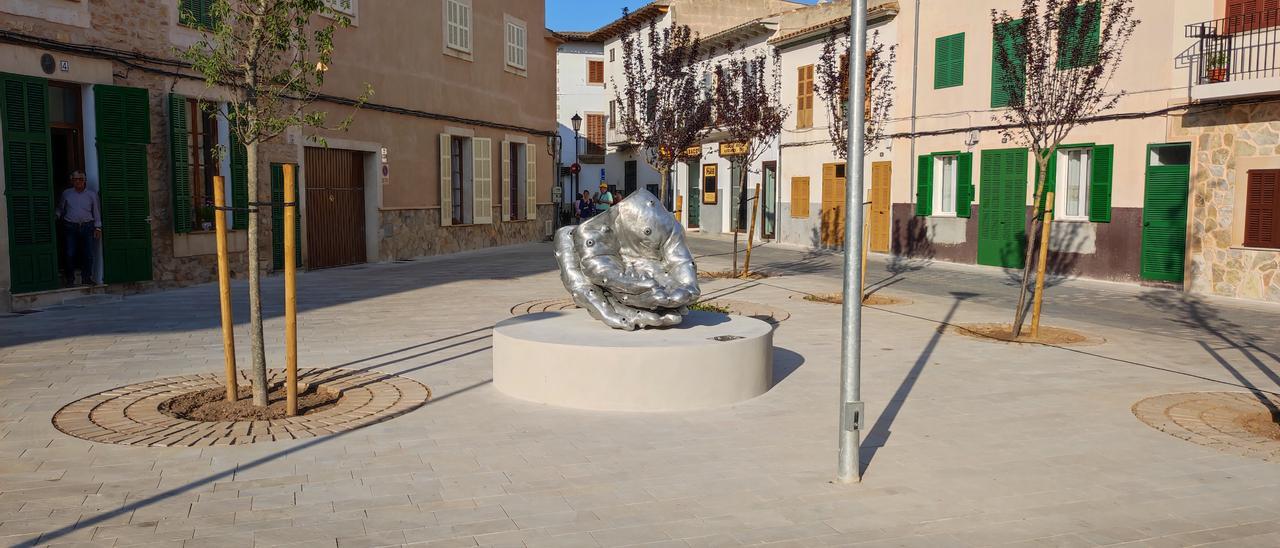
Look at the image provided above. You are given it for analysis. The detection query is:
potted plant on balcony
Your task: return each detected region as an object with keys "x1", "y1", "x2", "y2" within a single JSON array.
[{"x1": 1206, "y1": 52, "x2": 1229, "y2": 83}]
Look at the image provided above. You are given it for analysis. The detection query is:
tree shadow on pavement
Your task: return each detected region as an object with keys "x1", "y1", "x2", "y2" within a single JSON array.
[
  {"x1": 861, "y1": 291, "x2": 977, "y2": 476},
  {"x1": 1138, "y1": 292, "x2": 1280, "y2": 414}
]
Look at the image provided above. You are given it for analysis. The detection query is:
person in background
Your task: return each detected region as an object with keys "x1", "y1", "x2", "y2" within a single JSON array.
[
  {"x1": 595, "y1": 183, "x2": 614, "y2": 213},
  {"x1": 576, "y1": 190, "x2": 594, "y2": 222},
  {"x1": 57, "y1": 171, "x2": 101, "y2": 286}
]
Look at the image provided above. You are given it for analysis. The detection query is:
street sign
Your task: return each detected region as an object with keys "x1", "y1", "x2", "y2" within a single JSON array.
[{"x1": 570, "y1": 162, "x2": 581, "y2": 174}]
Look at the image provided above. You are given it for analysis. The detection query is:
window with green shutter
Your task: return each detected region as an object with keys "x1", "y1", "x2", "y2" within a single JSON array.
[
  {"x1": 1041, "y1": 143, "x2": 1113, "y2": 223},
  {"x1": 94, "y1": 84, "x2": 153, "y2": 284},
  {"x1": 934, "y1": 32, "x2": 965, "y2": 89},
  {"x1": 1057, "y1": 1, "x2": 1101, "y2": 70},
  {"x1": 991, "y1": 20, "x2": 1026, "y2": 108},
  {"x1": 2, "y1": 72, "x2": 59, "y2": 293},
  {"x1": 179, "y1": 0, "x2": 217, "y2": 30}
]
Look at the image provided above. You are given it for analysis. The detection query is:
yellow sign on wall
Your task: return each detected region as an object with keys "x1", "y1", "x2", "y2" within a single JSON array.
[
  {"x1": 685, "y1": 146, "x2": 702, "y2": 157},
  {"x1": 719, "y1": 141, "x2": 749, "y2": 156},
  {"x1": 702, "y1": 164, "x2": 718, "y2": 205}
]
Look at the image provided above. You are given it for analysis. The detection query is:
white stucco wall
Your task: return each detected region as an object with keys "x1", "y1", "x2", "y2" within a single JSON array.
[{"x1": 556, "y1": 40, "x2": 607, "y2": 199}]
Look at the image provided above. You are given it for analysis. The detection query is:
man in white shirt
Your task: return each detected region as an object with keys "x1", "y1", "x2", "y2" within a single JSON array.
[{"x1": 57, "y1": 171, "x2": 100, "y2": 286}]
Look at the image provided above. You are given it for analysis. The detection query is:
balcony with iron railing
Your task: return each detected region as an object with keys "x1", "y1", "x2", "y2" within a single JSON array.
[{"x1": 1185, "y1": 9, "x2": 1280, "y2": 101}]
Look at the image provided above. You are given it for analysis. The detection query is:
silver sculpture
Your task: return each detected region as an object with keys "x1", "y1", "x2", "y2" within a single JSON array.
[{"x1": 554, "y1": 189, "x2": 701, "y2": 330}]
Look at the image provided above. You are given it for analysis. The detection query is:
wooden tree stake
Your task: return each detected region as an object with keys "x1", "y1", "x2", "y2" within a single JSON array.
[
  {"x1": 213, "y1": 176, "x2": 238, "y2": 403},
  {"x1": 283, "y1": 164, "x2": 299, "y2": 417}
]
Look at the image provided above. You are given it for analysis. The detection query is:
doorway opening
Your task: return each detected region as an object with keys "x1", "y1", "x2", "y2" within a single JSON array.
[{"x1": 49, "y1": 82, "x2": 86, "y2": 287}]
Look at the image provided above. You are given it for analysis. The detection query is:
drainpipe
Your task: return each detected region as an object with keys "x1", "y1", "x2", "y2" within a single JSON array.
[{"x1": 908, "y1": 0, "x2": 920, "y2": 217}]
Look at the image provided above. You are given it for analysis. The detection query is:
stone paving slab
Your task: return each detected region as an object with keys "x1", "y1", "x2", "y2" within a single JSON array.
[{"x1": 1, "y1": 242, "x2": 1280, "y2": 546}]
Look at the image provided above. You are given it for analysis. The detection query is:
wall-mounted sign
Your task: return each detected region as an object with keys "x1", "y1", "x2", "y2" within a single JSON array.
[
  {"x1": 702, "y1": 164, "x2": 718, "y2": 205},
  {"x1": 684, "y1": 145, "x2": 702, "y2": 157},
  {"x1": 719, "y1": 141, "x2": 748, "y2": 157}
]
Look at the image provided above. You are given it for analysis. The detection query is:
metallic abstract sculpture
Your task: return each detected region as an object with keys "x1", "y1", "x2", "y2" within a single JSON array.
[{"x1": 554, "y1": 189, "x2": 701, "y2": 330}]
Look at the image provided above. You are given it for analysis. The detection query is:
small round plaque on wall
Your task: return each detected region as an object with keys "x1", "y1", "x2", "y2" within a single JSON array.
[{"x1": 40, "y1": 53, "x2": 56, "y2": 75}]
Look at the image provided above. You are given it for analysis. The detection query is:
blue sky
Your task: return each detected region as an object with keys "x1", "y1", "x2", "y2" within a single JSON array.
[{"x1": 546, "y1": 0, "x2": 819, "y2": 32}]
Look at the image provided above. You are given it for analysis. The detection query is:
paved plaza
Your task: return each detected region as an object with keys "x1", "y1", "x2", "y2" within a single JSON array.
[{"x1": 2, "y1": 236, "x2": 1280, "y2": 547}]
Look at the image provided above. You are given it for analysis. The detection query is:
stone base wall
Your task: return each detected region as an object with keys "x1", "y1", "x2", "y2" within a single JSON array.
[
  {"x1": 378, "y1": 205, "x2": 554, "y2": 261},
  {"x1": 1172, "y1": 103, "x2": 1280, "y2": 303}
]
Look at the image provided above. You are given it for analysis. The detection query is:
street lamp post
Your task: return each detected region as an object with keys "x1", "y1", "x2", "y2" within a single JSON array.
[
  {"x1": 837, "y1": 0, "x2": 868, "y2": 484},
  {"x1": 571, "y1": 113, "x2": 582, "y2": 200}
]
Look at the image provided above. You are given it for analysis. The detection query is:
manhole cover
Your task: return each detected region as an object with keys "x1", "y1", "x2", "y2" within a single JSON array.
[{"x1": 52, "y1": 368, "x2": 430, "y2": 447}]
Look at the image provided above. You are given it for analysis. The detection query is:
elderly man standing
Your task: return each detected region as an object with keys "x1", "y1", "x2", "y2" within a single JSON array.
[{"x1": 58, "y1": 171, "x2": 101, "y2": 286}]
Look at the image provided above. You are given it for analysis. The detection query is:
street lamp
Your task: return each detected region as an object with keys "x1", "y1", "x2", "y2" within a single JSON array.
[{"x1": 570, "y1": 113, "x2": 582, "y2": 199}]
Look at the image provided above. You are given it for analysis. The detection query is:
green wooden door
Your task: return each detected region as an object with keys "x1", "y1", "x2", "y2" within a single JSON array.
[
  {"x1": 977, "y1": 148, "x2": 1028, "y2": 269},
  {"x1": 1141, "y1": 143, "x2": 1191, "y2": 282},
  {"x1": 95, "y1": 84, "x2": 152, "y2": 284},
  {"x1": 685, "y1": 160, "x2": 700, "y2": 228},
  {"x1": 2, "y1": 73, "x2": 58, "y2": 293},
  {"x1": 271, "y1": 163, "x2": 302, "y2": 270}
]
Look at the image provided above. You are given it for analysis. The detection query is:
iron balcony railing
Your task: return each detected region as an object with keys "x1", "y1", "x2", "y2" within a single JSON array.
[{"x1": 1186, "y1": 9, "x2": 1280, "y2": 85}]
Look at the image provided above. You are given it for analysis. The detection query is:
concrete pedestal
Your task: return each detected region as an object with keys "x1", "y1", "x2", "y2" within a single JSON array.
[{"x1": 492, "y1": 310, "x2": 773, "y2": 412}]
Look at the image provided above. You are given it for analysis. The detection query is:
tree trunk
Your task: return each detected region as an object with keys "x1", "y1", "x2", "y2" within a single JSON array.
[
  {"x1": 1011, "y1": 157, "x2": 1049, "y2": 337},
  {"x1": 731, "y1": 159, "x2": 748, "y2": 276},
  {"x1": 246, "y1": 142, "x2": 269, "y2": 407}
]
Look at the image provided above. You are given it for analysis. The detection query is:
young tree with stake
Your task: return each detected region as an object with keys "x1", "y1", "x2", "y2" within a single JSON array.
[
  {"x1": 183, "y1": 0, "x2": 369, "y2": 406},
  {"x1": 614, "y1": 11, "x2": 715, "y2": 206},
  {"x1": 711, "y1": 50, "x2": 787, "y2": 277},
  {"x1": 991, "y1": 0, "x2": 1137, "y2": 336}
]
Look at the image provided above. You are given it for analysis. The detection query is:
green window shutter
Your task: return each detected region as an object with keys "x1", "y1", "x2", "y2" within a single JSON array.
[
  {"x1": 1089, "y1": 144, "x2": 1114, "y2": 222},
  {"x1": 934, "y1": 33, "x2": 965, "y2": 89},
  {"x1": 269, "y1": 163, "x2": 302, "y2": 270},
  {"x1": 991, "y1": 20, "x2": 1025, "y2": 108},
  {"x1": 916, "y1": 154, "x2": 933, "y2": 216},
  {"x1": 2, "y1": 72, "x2": 59, "y2": 293},
  {"x1": 168, "y1": 94, "x2": 192, "y2": 233},
  {"x1": 180, "y1": 0, "x2": 216, "y2": 29},
  {"x1": 1036, "y1": 150, "x2": 1057, "y2": 213},
  {"x1": 957, "y1": 152, "x2": 974, "y2": 218},
  {"x1": 229, "y1": 116, "x2": 249, "y2": 230},
  {"x1": 94, "y1": 84, "x2": 153, "y2": 284},
  {"x1": 1058, "y1": 1, "x2": 1101, "y2": 70}
]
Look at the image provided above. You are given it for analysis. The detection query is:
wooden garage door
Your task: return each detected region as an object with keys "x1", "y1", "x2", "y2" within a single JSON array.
[{"x1": 304, "y1": 147, "x2": 365, "y2": 269}]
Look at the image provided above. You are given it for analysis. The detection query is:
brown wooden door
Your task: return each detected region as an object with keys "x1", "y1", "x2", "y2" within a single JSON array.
[
  {"x1": 820, "y1": 163, "x2": 846, "y2": 248},
  {"x1": 870, "y1": 161, "x2": 892, "y2": 252},
  {"x1": 304, "y1": 147, "x2": 366, "y2": 269}
]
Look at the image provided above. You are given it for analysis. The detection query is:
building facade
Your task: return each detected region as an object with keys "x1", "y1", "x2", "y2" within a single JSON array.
[
  {"x1": 775, "y1": 0, "x2": 899, "y2": 251},
  {"x1": 595, "y1": 0, "x2": 803, "y2": 207},
  {"x1": 555, "y1": 32, "x2": 608, "y2": 213},
  {"x1": 1170, "y1": 0, "x2": 1280, "y2": 302},
  {"x1": 0, "y1": 0, "x2": 556, "y2": 312}
]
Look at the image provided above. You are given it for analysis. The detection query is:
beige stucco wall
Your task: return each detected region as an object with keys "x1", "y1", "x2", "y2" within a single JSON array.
[{"x1": 315, "y1": 0, "x2": 556, "y2": 211}]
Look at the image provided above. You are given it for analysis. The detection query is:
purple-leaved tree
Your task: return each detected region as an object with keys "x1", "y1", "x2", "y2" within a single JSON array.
[
  {"x1": 711, "y1": 49, "x2": 787, "y2": 277},
  {"x1": 614, "y1": 11, "x2": 715, "y2": 206},
  {"x1": 991, "y1": 0, "x2": 1138, "y2": 337}
]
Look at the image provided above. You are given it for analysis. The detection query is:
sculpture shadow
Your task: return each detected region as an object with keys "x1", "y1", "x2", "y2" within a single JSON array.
[{"x1": 772, "y1": 346, "x2": 805, "y2": 385}]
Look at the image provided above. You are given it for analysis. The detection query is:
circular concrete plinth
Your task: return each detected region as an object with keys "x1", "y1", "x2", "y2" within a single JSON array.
[{"x1": 492, "y1": 309, "x2": 773, "y2": 412}]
